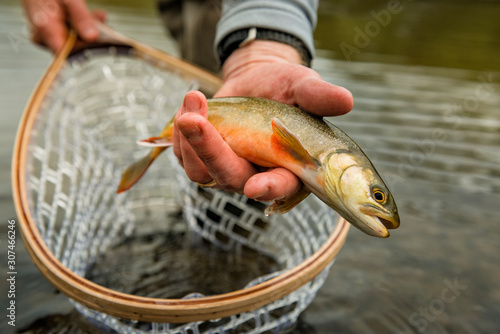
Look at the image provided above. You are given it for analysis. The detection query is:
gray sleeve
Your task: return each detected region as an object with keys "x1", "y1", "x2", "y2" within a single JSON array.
[{"x1": 215, "y1": 0, "x2": 318, "y2": 59}]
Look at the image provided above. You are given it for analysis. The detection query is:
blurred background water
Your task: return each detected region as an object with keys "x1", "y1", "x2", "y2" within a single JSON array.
[{"x1": 1, "y1": 0, "x2": 499, "y2": 333}]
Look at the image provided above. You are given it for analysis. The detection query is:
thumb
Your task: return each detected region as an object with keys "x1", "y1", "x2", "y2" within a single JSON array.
[
  {"x1": 293, "y1": 77, "x2": 354, "y2": 117},
  {"x1": 92, "y1": 9, "x2": 107, "y2": 24}
]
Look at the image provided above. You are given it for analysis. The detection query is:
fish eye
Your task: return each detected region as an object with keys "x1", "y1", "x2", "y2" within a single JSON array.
[{"x1": 373, "y1": 188, "x2": 386, "y2": 204}]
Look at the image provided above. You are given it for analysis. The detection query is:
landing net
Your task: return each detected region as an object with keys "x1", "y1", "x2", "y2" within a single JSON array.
[{"x1": 16, "y1": 43, "x2": 347, "y2": 333}]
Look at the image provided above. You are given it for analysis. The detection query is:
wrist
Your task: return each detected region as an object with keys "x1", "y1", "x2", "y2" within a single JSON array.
[
  {"x1": 217, "y1": 28, "x2": 312, "y2": 67},
  {"x1": 222, "y1": 40, "x2": 303, "y2": 81}
]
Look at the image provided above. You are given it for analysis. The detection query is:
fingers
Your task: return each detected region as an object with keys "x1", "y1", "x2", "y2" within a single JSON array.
[
  {"x1": 91, "y1": 9, "x2": 107, "y2": 24},
  {"x1": 65, "y1": 0, "x2": 99, "y2": 42},
  {"x1": 176, "y1": 92, "x2": 258, "y2": 192},
  {"x1": 174, "y1": 91, "x2": 212, "y2": 184},
  {"x1": 244, "y1": 168, "x2": 302, "y2": 202},
  {"x1": 23, "y1": 0, "x2": 99, "y2": 53},
  {"x1": 23, "y1": 0, "x2": 66, "y2": 52},
  {"x1": 36, "y1": 22, "x2": 66, "y2": 54},
  {"x1": 175, "y1": 91, "x2": 305, "y2": 205}
]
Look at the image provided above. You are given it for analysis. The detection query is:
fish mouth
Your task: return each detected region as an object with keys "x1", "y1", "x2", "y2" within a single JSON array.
[
  {"x1": 350, "y1": 210, "x2": 389, "y2": 238},
  {"x1": 366, "y1": 217, "x2": 390, "y2": 238},
  {"x1": 373, "y1": 215, "x2": 400, "y2": 230},
  {"x1": 358, "y1": 206, "x2": 400, "y2": 238}
]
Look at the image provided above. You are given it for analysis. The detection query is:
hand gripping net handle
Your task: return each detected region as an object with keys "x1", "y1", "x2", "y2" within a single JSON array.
[{"x1": 12, "y1": 27, "x2": 350, "y2": 324}]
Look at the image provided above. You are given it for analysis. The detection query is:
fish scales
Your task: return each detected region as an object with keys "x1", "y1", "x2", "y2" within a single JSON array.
[{"x1": 207, "y1": 97, "x2": 356, "y2": 163}]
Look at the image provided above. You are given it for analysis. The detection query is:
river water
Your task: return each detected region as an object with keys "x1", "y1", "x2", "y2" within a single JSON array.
[{"x1": 1, "y1": 0, "x2": 499, "y2": 333}]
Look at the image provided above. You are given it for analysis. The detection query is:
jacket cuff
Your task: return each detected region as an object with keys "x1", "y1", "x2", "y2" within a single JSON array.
[{"x1": 214, "y1": 0, "x2": 317, "y2": 66}]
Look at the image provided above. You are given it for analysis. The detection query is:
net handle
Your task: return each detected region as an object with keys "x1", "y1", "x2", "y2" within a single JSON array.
[{"x1": 12, "y1": 27, "x2": 350, "y2": 323}]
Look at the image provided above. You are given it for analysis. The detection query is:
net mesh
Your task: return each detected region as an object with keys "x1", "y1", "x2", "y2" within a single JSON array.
[{"x1": 23, "y1": 46, "x2": 341, "y2": 333}]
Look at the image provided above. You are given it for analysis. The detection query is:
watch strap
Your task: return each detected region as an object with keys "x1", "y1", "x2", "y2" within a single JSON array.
[{"x1": 217, "y1": 28, "x2": 312, "y2": 67}]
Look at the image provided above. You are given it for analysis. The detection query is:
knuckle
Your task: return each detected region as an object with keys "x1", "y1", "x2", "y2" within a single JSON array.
[
  {"x1": 184, "y1": 164, "x2": 211, "y2": 183},
  {"x1": 213, "y1": 173, "x2": 245, "y2": 193},
  {"x1": 200, "y1": 151, "x2": 221, "y2": 166},
  {"x1": 31, "y1": 12, "x2": 48, "y2": 29}
]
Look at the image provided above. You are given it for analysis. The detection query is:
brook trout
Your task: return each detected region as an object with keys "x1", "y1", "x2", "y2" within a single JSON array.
[{"x1": 118, "y1": 97, "x2": 400, "y2": 237}]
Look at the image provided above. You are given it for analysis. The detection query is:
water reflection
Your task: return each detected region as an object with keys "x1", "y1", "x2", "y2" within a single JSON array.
[
  {"x1": 310, "y1": 58, "x2": 500, "y2": 333},
  {"x1": 311, "y1": 2, "x2": 500, "y2": 332},
  {"x1": 318, "y1": 59, "x2": 500, "y2": 194},
  {"x1": 2, "y1": 0, "x2": 499, "y2": 333},
  {"x1": 316, "y1": 0, "x2": 500, "y2": 71}
]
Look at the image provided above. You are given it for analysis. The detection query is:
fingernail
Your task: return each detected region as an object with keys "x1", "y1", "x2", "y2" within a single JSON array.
[
  {"x1": 178, "y1": 122, "x2": 202, "y2": 141},
  {"x1": 250, "y1": 186, "x2": 271, "y2": 201},
  {"x1": 183, "y1": 94, "x2": 202, "y2": 113}
]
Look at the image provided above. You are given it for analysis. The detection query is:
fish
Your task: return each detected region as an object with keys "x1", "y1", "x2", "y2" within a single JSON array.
[{"x1": 117, "y1": 97, "x2": 400, "y2": 238}]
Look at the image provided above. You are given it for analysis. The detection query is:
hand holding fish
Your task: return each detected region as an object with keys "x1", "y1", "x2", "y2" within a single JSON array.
[
  {"x1": 174, "y1": 92, "x2": 265, "y2": 195},
  {"x1": 118, "y1": 40, "x2": 400, "y2": 237},
  {"x1": 175, "y1": 40, "x2": 354, "y2": 203}
]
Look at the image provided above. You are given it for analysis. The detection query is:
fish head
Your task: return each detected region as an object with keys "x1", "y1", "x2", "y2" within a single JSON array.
[{"x1": 324, "y1": 153, "x2": 400, "y2": 238}]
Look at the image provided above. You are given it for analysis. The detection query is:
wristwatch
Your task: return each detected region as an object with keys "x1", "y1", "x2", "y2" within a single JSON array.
[{"x1": 217, "y1": 27, "x2": 312, "y2": 67}]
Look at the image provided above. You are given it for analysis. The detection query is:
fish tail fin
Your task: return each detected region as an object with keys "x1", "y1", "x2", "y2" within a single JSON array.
[
  {"x1": 118, "y1": 116, "x2": 175, "y2": 193},
  {"x1": 116, "y1": 147, "x2": 166, "y2": 193}
]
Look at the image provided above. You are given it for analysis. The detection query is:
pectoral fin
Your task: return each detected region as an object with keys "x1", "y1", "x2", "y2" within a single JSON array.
[
  {"x1": 271, "y1": 118, "x2": 318, "y2": 170},
  {"x1": 264, "y1": 184, "x2": 311, "y2": 216},
  {"x1": 138, "y1": 116, "x2": 175, "y2": 147},
  {"x1": 138, "y1": 136, "x2": 173, "y2": 147}
]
